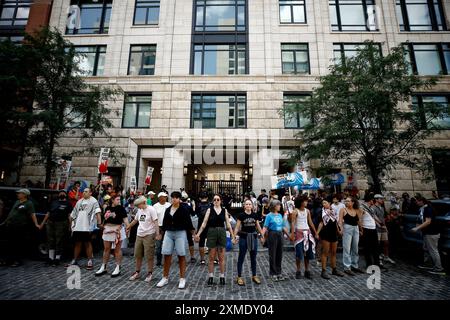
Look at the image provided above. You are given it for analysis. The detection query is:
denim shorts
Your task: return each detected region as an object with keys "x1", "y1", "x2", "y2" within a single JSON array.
[
  {"x1": 161, "y1": 230, "x2": 187, "y2": 256},
  {"x1": 295, "y1": 241, "x2": 314, "y2": 261}
]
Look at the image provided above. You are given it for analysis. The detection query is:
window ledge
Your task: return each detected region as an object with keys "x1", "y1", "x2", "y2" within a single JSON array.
[
  {"x1": 64, "y1": 33, "x2": 110, "y2": 38},
  {"x1": 279, "y1": 23, "x2": 308, "y2": 26},
  {"x1": 329, "y1": 31, "x2": 381, "y2": 34},
  {"x1": 130, "y1": 25, "x2": 160, "y2": 29},
  {"x1": 398, "y1": 31, "x2": 450, "y2": 34}
]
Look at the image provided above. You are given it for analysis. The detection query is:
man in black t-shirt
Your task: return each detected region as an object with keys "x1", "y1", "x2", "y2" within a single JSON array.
[
  {"x1": 411, "y1": 195, "x2": 444, "y2": 275},
  {"x1": 41, "y1": 191, "x2": 72, "y2": 266}
]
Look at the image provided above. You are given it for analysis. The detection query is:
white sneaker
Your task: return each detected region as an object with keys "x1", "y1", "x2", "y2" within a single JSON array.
[
  {"x1": 178, "y1": 278, "x2": 186, "y2": 289},
  {"x1": 157, "y1": 277, "x2": 169, "y2": 288},
  {"x1": 144, "y1": 272, "x2": 153, "y2": 283}
]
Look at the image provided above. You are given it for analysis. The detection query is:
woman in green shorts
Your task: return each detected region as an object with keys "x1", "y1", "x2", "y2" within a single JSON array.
[{"x1": 195, "y1": 194, "x2": 236, "y2": 286}]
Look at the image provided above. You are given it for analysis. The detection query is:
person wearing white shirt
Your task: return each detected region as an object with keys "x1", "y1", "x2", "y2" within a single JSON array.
[
  {"x1": 152, "y1": 192, "x2": 171, "y2": 267},
  {"x1": 126, "y1": 196, "x2": 161, "y2": 283},
  {"x1": 68, "y1": 188, "x2": 102, "y2": 270},
  {"x1": 331, "y1": 195, "x2": 345, "y2": 219},
  {"x1": 360, "y1": 194, "x2": 385, "y2": 270}
]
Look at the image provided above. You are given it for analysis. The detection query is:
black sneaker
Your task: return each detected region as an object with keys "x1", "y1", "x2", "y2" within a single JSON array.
[
  {"x1": 51, "y1": 259, "x2": 60, "y2": 267},
  {"x1": 344, "y1": 269, "x2": 355, "y2": 276},
  {"x1": 156, "y1": 262, "x2": 162, "y2": 267},
  {"x1": 295, "y1": 271, "x2": 302, "y2": 279},
  {"x1": 200, "y1": 260, "x2": 206, "y2": 265},
  {"x1": 219, "y1": 277, "x2": 225, "y2": 285},
  {"x1": 207, "y1": 277, "x2": 214, "y2": 286},
  {"x1": 214, "y1": 259, "x2": 219, "y2": 265},
  {"x1": 351, "y1": 267, "x2": 364, "y2": 274},
  {"x1": 321, "y1": 270, "x2": 330, "y2": 280},
  {"x1": 190, "y1": 257, "x2": 197, "y2": 264},
  {"x1": 304, "y1": 270, "x2": 312, "y2": 279}
]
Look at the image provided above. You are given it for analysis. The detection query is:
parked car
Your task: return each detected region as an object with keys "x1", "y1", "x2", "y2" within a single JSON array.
[{"x1": 402, "y1": 199, "x2": 450, "y2": 254}]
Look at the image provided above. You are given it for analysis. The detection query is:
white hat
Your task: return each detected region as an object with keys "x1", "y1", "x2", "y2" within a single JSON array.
[
  {"x1": 374, "y1": 194, "x2": 384, "y2": 199},
  {"x1": 157, "y1": 192, "x2": 168, "y2": 198},
  {"x1": 181, "y1": 191, "x2": 189, "y2": 199},
  {"x1": 147, "y1": 191, "x2": 156, "y2": 196}
]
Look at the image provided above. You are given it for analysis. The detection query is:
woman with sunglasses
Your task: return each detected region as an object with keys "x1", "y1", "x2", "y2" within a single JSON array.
[
  {"x1": 233, "y1": 199, "x2": 263, "y2": 286},
  {"x1": 338, "y1": 196, "x2": 364, "y2": 276},
  {"x1": 195, "y1": 194, "x2": 236, "y2": 286}
]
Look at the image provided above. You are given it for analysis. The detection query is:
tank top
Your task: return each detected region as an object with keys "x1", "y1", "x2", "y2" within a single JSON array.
[
  {"x1": 343, "y1": 209, "x2": 359, "y2": 226},
  {"x1": 295, "y1": 208, "x2": 309, "y2": 230},
  {"x1": 207, "y1": 206, "x2": 226, "y2": 228}
]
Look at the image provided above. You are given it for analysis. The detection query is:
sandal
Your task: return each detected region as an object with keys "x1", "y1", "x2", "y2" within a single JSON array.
[
  {"x1": 252, "y1": 276, "x2": 261, "y2": 284},
  {"x1": 236, "y1": 277, "x2": 245, "y2": 286}
]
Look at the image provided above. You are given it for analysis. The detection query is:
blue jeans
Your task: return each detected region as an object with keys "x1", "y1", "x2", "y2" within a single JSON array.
[
  {"x1": 342, "y1": 224, "x2": 359, "y2": 270},
  {"x1": 237, "y1": 236, "x2": 258, "y2": 277}
]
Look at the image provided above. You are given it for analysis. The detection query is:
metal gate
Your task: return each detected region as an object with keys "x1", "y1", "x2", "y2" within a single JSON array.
[{"x1": 192, "y1": 180, "x2": 248, "y2": 202}]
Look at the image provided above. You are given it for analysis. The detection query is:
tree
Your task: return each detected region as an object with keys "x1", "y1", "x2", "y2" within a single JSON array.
[
  {"x1": 0, "y1": 38, "x2": 38, "y2": 183},
  {"x1": 282, "y1": 41, "x2": 446, "y2": 193},
  {"x1": 23, "y1": 27, "x2": 123, "y2": 187}
]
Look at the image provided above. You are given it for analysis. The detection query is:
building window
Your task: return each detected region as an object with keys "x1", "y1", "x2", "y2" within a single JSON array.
[
  {"x1": 73, "y1": 46, "x2": 106, "y2": 76},
  {"x1": 396, "y1": 0, "x2": 447, "y2": 31},
  {"x1": 0, "y1": 0, "x2": 31, "y2": 26},
  {"x1": 194, "y1": 0, "x2": 246, "y2": 32},
  {"x1": 329, "y1": 0, "x2": 377, "y2": 31},
  {"x1": 191, "y1": 93, "x2": 246, "y2": 128},
  {"x1": 279, "y1": 0, "x2": 306, "y2": 24},
  {"x1": 193, "y1": 44, "x2": 246, "y2": 75},
  {"x1": 404, "y1": 43, "x2": 450, "y2": 75},
  {"x1": 283, "y1": 94, "x2": 311, "y2": 128},
  {"x1": 412, "y1": 95, "x2": 450, "y2": 129},
  {"x1": 333, "y1": 43, "x2": 382, "y2": 64},
  {"x1": 128, "y1": 45, "x2": 156, "y2": 75},
  {"x1": 122, "y1": 94, "x2": 152, "y2": 128},
  {"x1": 281, "y1": 43, "x2": 310, "y2": 74},
  {"x1": 64, "y1": 108, "x2": 89, "y2": 128},
  {"x1": 66, "y1": 0, "x2": 112, "y2": 35},
  {"x1": 134, "y1": 0, "x2": 159, "y2": 25}
]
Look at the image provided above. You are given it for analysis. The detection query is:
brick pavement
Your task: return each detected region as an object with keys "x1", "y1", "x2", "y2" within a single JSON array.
[{"x1": 0, "y1": 247, "x2": 449, "y2": 300}]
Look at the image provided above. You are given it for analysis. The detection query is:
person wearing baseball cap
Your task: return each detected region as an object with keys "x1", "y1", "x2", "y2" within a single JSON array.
[
  {"x1": 373, "y1": 194, "x2": 396, "y2": 265},
  {"x1": 1, "y1": 189, "x2": 40, "y2": 267},
  {"x1": 153, "y1": 192, "x2": 170, "y2": 267},
  {"x1": 146, "y1": 191, "x2": 156, "y2": 205}
]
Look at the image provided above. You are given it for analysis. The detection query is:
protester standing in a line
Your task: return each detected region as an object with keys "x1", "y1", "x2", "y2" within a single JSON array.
[
  {"x1": 316, "y1": 200, "x2": 344, "y2": 279},
  {"x1": 127, "y1": 196, "x2": 161, "y2": 282},
  {"x1": 67, "y1": 188, "x2": 102, "y2": 270},
  {"x1": 152, "y1": 192, "x2": 170, "y2": 267},
  {"x1": 157, "y1": 191, "x2": 195, "y2": 289},
  {"x1": 195, "y1": 194, "x2": 236, "y2": 286},
  {"x1": 233, "y1": 199, "x2": 263, "y2": 286},
  {"x1": 339, "y1": 197, "x2": 364, "y2": 276},
  {"x1": 260, "y1": 200, "x2": 290, "y2": 281},
  {"x1": 1, "y1": 189, "x2": 40, "y2": 267},
  {"x1": 95, "y1": 195, "x2": 129, "y2": 277},
  {"x1": 412, "y1": 195, "x2": 445, "y2": 275},
  {"x1": 40, "y1": 190, "x2": 72, "y2": 266}
]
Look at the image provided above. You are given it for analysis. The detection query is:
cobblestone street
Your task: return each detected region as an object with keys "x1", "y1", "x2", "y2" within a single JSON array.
[{"x1": 0, "y1": 247, "x2": 449, "y2": 300}]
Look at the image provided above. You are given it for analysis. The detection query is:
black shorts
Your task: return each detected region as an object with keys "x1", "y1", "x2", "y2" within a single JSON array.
[
  {"x1": 186, "y1": 229, "x2": 194, "y2": 246},
  {"x1": 319, "y1": 222, "x2": 338, "y2": 243},
  {"x1": 198, "y1": 228, "x2": 208, "y2": 248},
  {"x1": 72, "y1": 231, "x2": 91, "y2": 242}
]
